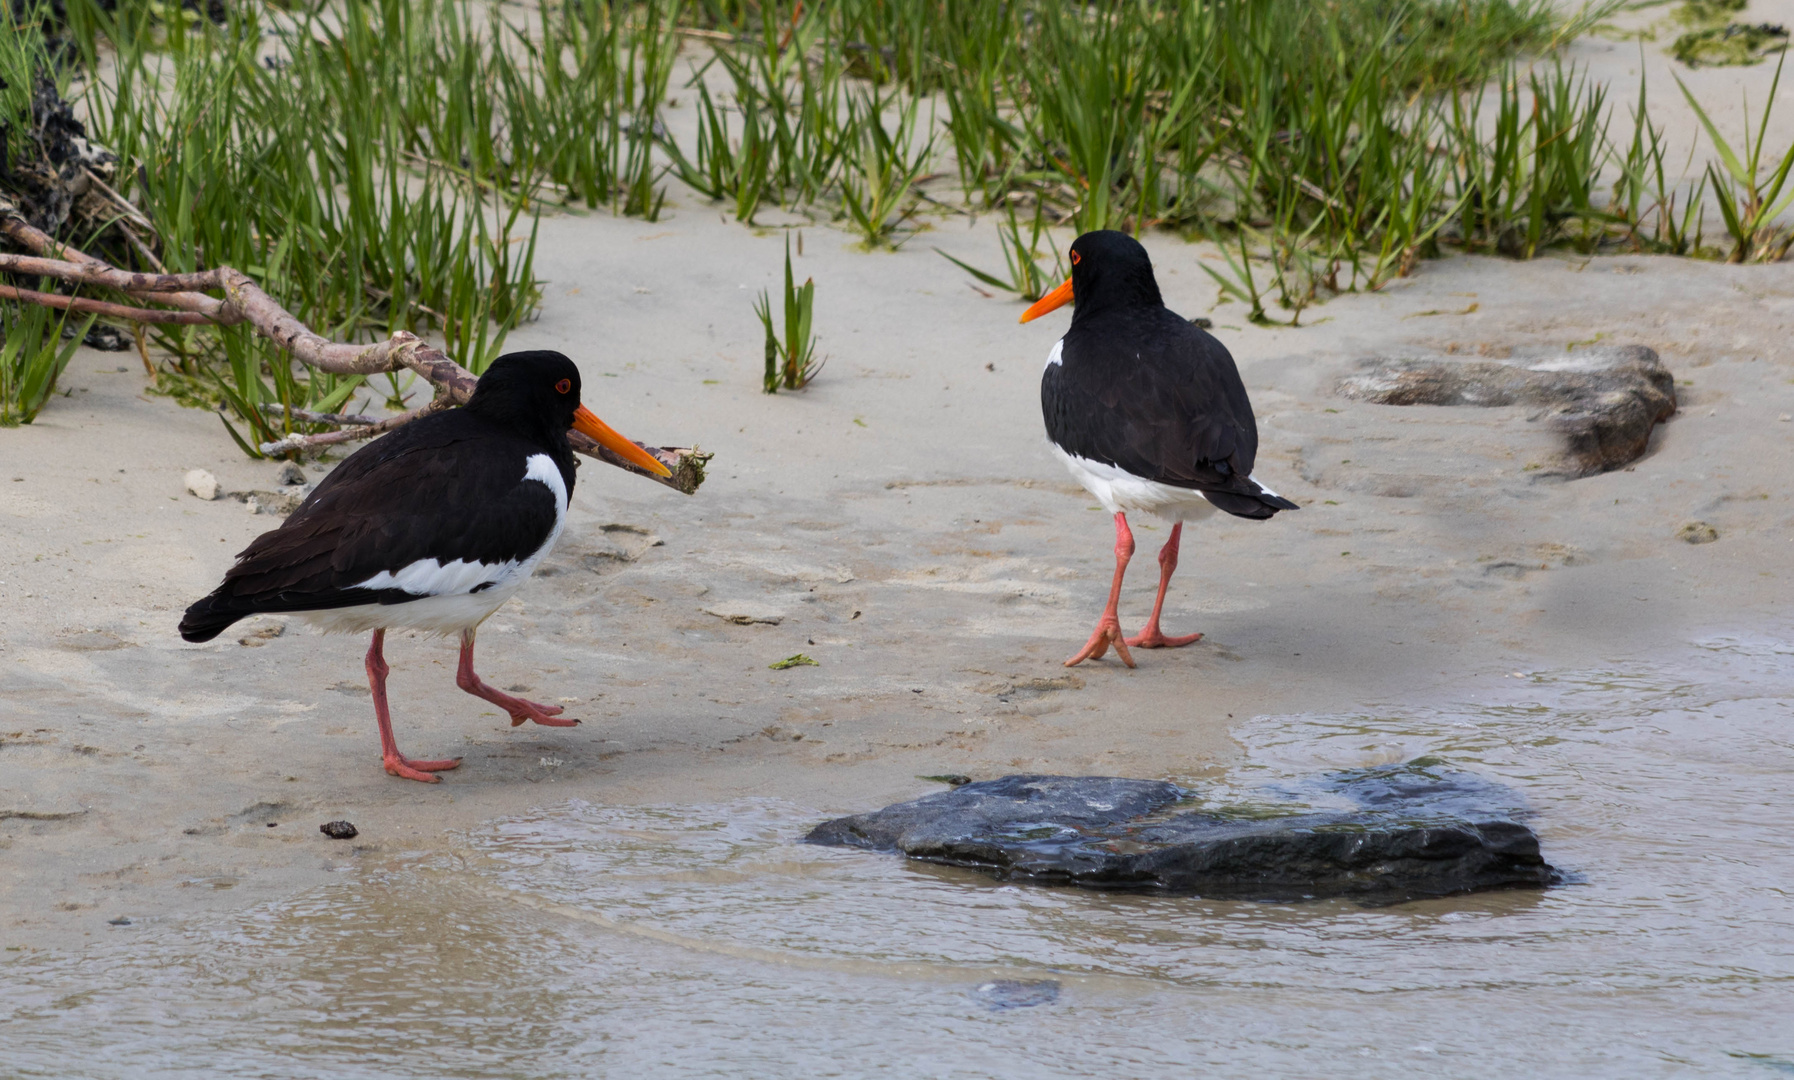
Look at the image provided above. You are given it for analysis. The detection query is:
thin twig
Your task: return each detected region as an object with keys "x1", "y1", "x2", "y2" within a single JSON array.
[
  {"x1": 0, "y1": 283, "x2": 212, "y2": 324},
  {"x1": 259, "y1": 391, "x2": 452, "y2": 457},
  {"x1": 257, "y1": 403, "x2": 380, "y2": 426},
  {"x1": 119, "y1": 224, "x2": 168, "y2": 275},
  {"x1": 0, "y1": 251, "x2": 227, "y2": 293},
  {"x1": 82, "y1": 168, "x2": 159, "y2": 236}
]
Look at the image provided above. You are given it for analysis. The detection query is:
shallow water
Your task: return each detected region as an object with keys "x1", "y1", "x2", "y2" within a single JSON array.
[{"x1": 4, "y1": 635, "x2": 1792, "y2": 1078}]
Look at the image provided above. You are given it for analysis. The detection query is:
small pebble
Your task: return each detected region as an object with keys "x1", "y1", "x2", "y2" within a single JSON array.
[
  {"x1": 107, "y1": 917, "x2": 131, "y2": 926},
  {"x1": 973, "y1": 979, "x2": 1060, "y2": 1010},
  {"x1": 275, "y1": 461, "x2": 307, "y2": 486},
  {"x1": 183, "y1": 469, "x2": 220, "y2": 501},
  {"x1": 320, "y1": 821, "x2": 359, "y2": 840}
]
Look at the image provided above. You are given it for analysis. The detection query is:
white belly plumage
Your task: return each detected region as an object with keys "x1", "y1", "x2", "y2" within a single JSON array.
[
  {"x1": 1050, "y1": 443, "x2": 1221, "y2": 522},
  {"x1": 300, "y1": 453, "x2": 569, "y2": 636}
]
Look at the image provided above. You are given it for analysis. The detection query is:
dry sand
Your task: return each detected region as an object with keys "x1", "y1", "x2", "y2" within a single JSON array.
[{"x1": 3, "y1": 33, "x2": 1793, "y2": 951}]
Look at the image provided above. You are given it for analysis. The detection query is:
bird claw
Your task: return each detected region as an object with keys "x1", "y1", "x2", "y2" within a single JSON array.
[
  {"x1": 1066, "y1": 617, "x2": 1136, "y2": 668},
  {"x1": 383, "y1": 754, "x2": 463, "y2": 783},
  {"x1": 1124, "y1": 627, "x2": 1202, "y2": 649}
]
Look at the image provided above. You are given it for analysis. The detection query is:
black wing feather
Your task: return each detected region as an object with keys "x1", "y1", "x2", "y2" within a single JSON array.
[
  {"x1": 1042, "y1": 307, "x2": 1297, "y2": 518},
  {"x1": 180, "y1": 410, "x2": 567, "y2": 641}
]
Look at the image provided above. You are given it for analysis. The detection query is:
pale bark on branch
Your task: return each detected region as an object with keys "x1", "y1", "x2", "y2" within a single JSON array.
[
  {"x1": 259, "y1": 403, "x2": 380, "y2": 426},
  {"x1": 259, "y1": 391, "x2": 454, "y2": 458},
  {"x1": 0, "y1": 282, "x2": 213, "y2": 324},
  {"x1": 0, "y1": 214, "x2": 708, "y2": 494}
]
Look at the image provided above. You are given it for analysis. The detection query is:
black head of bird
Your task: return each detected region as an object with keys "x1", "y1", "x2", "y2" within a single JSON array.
[
  {"x1": 467, "y1": 350, "x2": 670, "y2": 477},
  {"x1": 1019, "y1": 229, "x2": 1164, "y2": 326}
]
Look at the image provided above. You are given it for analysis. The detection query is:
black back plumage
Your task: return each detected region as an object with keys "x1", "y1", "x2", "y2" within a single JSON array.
[
  {"x1": 1040, "y1": 231, "x2": 1298, "y2": 520},
  {"x1": 179, "y1": 352, "x2": 585, "y2": 642}
]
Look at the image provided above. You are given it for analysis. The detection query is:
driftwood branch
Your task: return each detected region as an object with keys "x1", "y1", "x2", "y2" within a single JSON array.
[
  {"x1": 0, "y1": 282, "x2": 213, "y2": 324},
  {"x1": 259, "y1": 394, "x2": 454, "y2": 457},
  {"x1": 0, "y1": 213, "x2": 709, "y2": 494},
  {"x1": 259, "y1": 403, "x2": 380, "y2": 426}
]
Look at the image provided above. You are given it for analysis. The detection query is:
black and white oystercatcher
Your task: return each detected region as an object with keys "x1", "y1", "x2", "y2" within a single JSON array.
[
  {"x1": 1020, "y1": 231, "x2": 1297, "y2": 668},
  {"x1": 179, "y1": 351, "x2": 671, "y2": 781}
]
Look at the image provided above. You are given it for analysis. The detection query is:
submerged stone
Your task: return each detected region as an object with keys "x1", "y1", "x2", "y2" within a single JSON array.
[
  {"x1": 972, "y1": 980, "x2": 1061, "y2": 1010},
  {"x1": 806, "y1": 763, "x2": 1557, "y2": 902}
]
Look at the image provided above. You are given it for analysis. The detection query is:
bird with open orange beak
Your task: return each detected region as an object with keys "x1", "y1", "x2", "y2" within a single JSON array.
[
  {"x1": 179, "y1": 350, "x2": 671, "y2": 782},
  {"x1": 1021, "y1": 231, "x2": 1298, "y2": 668}
]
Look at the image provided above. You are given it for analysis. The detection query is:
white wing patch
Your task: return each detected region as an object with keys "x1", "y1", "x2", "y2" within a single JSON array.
[
  {"x1": 1044, "y1": 338, "x2": 1064, "y2": 369},
  {"x1": 523, "y1": 452, "x2": 570, "y2": 515},
  {"x1": 352, "y1": 557, "x2": 518, "y2": 597},
  {"x1": 521, "y1": 452, "x2": 570, "y2": 571}
]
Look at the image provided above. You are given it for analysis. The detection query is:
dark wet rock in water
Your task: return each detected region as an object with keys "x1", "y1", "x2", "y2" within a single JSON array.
[
  {"x1": 319, "y1": 821, "x2": 359, "y2": 840},
  {"x1": 1335, "y1": 345, "x2": 1675, "y2": 477},
  {"x1": 973, "y1": 980, "x2": 1060, "y2": 1010},
  {"x1": 806, "y1": 764, "x2": 1557, "y2": 902}
]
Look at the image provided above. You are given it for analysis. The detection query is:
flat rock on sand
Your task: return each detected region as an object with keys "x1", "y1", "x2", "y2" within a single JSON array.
[
  {"x1": 806, "y1": 764, "x2": 1557, "y2": 902},
  {"x1": 1335, "y1": 344, "x2": 1677, "y2": 477}
]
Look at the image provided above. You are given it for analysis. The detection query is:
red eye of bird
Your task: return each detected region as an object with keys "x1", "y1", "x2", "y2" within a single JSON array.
[
  {"x1": 555, "y1": 379, "x2": 571, "y2": 394},
  {"x1": 1070, "y1": 250, "x2": 1081, "y2": 266}
]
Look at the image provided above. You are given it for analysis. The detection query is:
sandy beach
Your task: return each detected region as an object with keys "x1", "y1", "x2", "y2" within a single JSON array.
[{"x1": 5, "y1": 178, "x2": 1791, "y2": 941}]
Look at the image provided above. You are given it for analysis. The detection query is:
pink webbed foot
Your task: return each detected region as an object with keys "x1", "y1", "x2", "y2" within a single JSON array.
[
  {"x1": 382, "y1": 753, "x2": 463, "y2": 783},
  {"x1": 499, "y1": 694, "x2": 577, "y2": 728},
  {"x1": 1066, "y1": 615, "x2": 1137, "y2": 668},
  {"x1": 456, "y1": 631, "x2": 580, "y2": 728},
  {"x1": 1125, "y1": 627, "x2": 1203, "y2": 649},
  {"x1": 464, "y1": 680, "x2": 576, "y2": 727}
]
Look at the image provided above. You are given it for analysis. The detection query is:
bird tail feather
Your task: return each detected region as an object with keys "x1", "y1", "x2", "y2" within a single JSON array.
[
  {"x1": 1204, "y1": 481, "x2": 1299, "y2": 520},
  {"x1": 179, "y1": 594, "x2": 250, "y2": 643}
]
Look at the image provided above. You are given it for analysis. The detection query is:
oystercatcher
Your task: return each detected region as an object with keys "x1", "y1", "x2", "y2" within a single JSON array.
[
  {"x1": 178, "y1": 351, "x2": 672, "y2": 782},
  {"x1": 1020, "y1": 230, "x2": 1297, "y2": 668}
]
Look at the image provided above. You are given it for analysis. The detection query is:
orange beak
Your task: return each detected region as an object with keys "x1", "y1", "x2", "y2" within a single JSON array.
[
  {"x1": 1019, "y1": 277, "x2": 1075, "y2": 323},
  {"x1": 572, "y1": 405, "x2": 673, "y2": 478}
]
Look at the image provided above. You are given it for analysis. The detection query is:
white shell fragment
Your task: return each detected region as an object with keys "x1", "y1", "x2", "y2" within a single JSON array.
[{"x1": 184, "y1": 469, "x2": 220, "y2": 501}]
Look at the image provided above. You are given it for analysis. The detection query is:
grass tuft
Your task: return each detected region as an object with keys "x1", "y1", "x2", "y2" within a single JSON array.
[
  {"x1": 1674, "y1": 51, "x2": 1794, "y2": 261},
  {"x1": 755, "y1": 237, "x2": 821, "y2": 393},
  {"x1": 0, "y1": 296, "x2": 94, "y2": 426}
]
